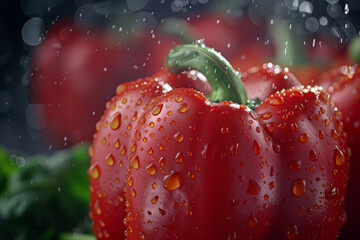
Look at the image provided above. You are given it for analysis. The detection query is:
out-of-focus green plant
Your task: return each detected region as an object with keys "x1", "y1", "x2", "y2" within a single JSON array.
[{"x1": 0, "y1": 144, "x2": 93, "y2": 240}]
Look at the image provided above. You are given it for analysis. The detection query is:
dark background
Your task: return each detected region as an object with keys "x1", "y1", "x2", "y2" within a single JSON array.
[{"x1": 0, "y1": 0, "x2": 359, "y2": 154}]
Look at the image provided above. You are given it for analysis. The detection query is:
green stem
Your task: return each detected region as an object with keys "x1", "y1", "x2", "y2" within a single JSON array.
[
  {"x1": 349, "y1": 35, "x2": 360, "y2": 64},
  {"x1": 159, "y1": 18, "x2": 194, "y2": 43},
  {"x1": 165, "y1": 43, "x2": 248, "y2": 104},
  {"x1": 271, "y1": 19, "x2": 307, "y2": 66}
]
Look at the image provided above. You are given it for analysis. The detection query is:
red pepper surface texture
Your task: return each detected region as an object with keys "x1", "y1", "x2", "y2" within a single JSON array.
[
  {"x1": 88, "y1": 44, "x2": 349, "y2": 240},
  {"x1": 241, "y1": 63, "x2": 301, "y2": 101},
  {"x1": 319, "y1": 65, "x2": 360, "y2": 239}
]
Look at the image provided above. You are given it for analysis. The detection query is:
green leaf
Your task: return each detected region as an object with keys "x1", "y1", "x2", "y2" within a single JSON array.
[
  {"x1": 0, "y1": 143, "x2": 93, "y2": 240},
  {"x1": 0, "y1": 147, "x2": 18, "y2": 193},
  {"x1": 59, "y1": 233, "x2": 96, "y2": 240}
]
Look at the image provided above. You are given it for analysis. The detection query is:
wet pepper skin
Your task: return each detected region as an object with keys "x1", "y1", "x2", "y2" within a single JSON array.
[
  {"x1": 319, "y1": 66, "x2": 360, "y2": 239},
  {"x1": 88, "y1": 70, "x2": 210, "y2": 239},
  {"x1": 89, "y1": 44, "x2": 349, "y2": 239},
  {"x1": 241, "y1": 63, "x2": 301, "y2": 101}
]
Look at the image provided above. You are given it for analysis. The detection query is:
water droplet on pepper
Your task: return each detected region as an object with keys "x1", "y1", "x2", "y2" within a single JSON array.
[
  {"x1": 178, "y1": 103, "x2": 190, "y2": 113},
  {"x1": 88, "y1": 164, "x2": 100, "y2": 179},
  {"x1": 299, "y1": 133, "x2": 309, "y2": 143},
  {"x1": 110, "y1": 113, "x2": 121, "y2": 130},
  {"x1": 247, "y1": 179, "x2": 261, "y2": 195},
  {"x1": 334, "y1": 146, "x2": 345, "y2": 166},
  {"x1": 163, "y1": 171, "x2": 183, "y2": 191},
  {"x1": 146, "y1": 164, "x2": 157, "y2": 176},
  {"x1": 286, "y1": 224, "x2": 298, "y2": 240},
  {"x1": 105, "y1": 153, "x2": 115, "y2": 166},
  {"x1": 292, "y1": 179, "x2": 306, "y2": 197}
]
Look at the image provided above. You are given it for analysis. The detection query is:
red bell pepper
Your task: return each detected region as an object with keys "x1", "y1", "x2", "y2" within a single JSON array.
[
  {"x1": 29, "y1": 22, "x2": 145, "y2": 147},
  {"x1": 319, "y1": 65, "x2": 360, "y2": 239},
  {"x1": 241, "y1": 62, "x2": 301, "y2": 101},
  {"x1": 89, "y1": 43, "x2": 349, "y2": 239}
]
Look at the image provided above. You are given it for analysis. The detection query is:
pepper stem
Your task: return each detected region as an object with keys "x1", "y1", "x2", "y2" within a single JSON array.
[
  {"x1": 271, "y1": 19, "x2": 307, "y2": 66},
  {"x1": 165, "y1": 43, "x2": 248, "y2": 105},
  {"x1": 349, "y1": 35, "x2": 360, "y2": 64}
]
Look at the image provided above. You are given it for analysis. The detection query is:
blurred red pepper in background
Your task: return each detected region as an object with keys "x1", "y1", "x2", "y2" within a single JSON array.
[
  {"x1": 144, "y1": 12, "x2": 271, "y2": 73},
  {"x1": 29, "y1": 22, "x2": 145, "y2": 147}
]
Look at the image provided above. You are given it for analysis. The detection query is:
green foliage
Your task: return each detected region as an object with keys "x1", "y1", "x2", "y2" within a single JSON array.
[{"x1": 0, "y1": 144, "x2": 93, "y2": 240}]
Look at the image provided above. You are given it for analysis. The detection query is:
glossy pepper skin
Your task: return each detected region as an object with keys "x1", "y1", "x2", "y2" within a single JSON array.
[
  {"x1": 88, "y1": 69, "x2": 210, "y2": 239},
  {"x1": 89, "y1": 44, "x2": 349, "y2": 239},
  {"x1": 241, "y1": 63, "x2": 301, "y2": 101},
  {"x1": 319, "y1": 65, "x2": 360, "y2": 239}
]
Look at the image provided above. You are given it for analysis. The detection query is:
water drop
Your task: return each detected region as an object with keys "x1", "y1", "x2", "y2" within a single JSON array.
[
  {"x1": 299, "y1": 133, "x2": 309, "y2": 143},
  {"x1": 249, "y1": 111, "x2": 258, "y2": 120},
  {"x1": 202, "y1": 144, "x2": 211, "y2": 159},
  {"x1": 344, "y1": 3, "x2": 349, "y2": 14},
  {"x1": 331, "y1": 129, "x2": 338, "y2": 140},
  {"x1": 159, "y1": 208, "x2": 166, "y2": 215},
  {"x1": 265, "y1": 122, "x2": 275, "y2": 133},
  {"x1": 146, "y1": 164, "x2": 157, "y2": 175},
  {"x1": 131, "y1": 143, "x2": 137, "y2": 153},
  {"x1": 152, "y1": 104, "x2": 163, "y2": 116},
  {"x1": 131, "y1": 111, "x2": 138, "y2": 121},
  {"x1": 113, "y1": 138, "x2": 120, "y2": 149},
  {"x1": 230, "y1": 143, "x2": 238, "y2": 156},
  {"x1": 221, "y1": 127, "x2": 229, "y2": 134},
  {"x1": 174, "y1": 132, "x2": 184, "y2": 143},
  {"x1": 286, "y1": 224, "x2": 299, "y2": 240},
  {"x1": 110, "y1": 113, "x2": 121, "y2": 130},
  {"x1": 127, "y1": 176, "x2": 133, "y2": 187},
  {"x1": 120, "y1": 145, "x2": 127, "y2": 155},
  {"x1": 163, "y1": 171, "x2": 183, "y2": 191},
  {"x1": 253, "y1": 140, "x2": 260, "y2": 155},
  {"x1": 131, "y1": 156, "x2": 140, "y2": 170},
  {"x1": 269, "y1": 98, "x2": 283, "y2": 106},
  {"x1": 177, "y1": 103, "x2": 190, "y2": 113},
  {"x1": 309, "y1": 149, "x2": 318, "y2": 161},
  {"x1": 105, "y1": 153, "x2": 115, "y2": 166},
  {"x1": 291, "y1": 123, "x2": 298, "y2": 132},
  {"x1": 88, "y1": 145, "x2": 94, "y2": 158},
  {"x1": 325, "y1": 187, "x2": 338, "y2": 199},
  {"x1": 151, "y1": 195, "x2": 159, "y2": 204},
  {"x1": 334, "y1": 146, "x2": 345, "y2": 166},
  {"x1": 159, "y1": 157, "x2": 165, "y2": 166},
  {"x1": 175, "y1": 96, "x2": 183, "y2": 103},
  {"x1": 248, "y1": 214, "x2": 258, "y2": 227},
  {"x1": 292, "y1": 179, "x2": 306, "y2": 197},
  {"x1": 175, "y1": 152, "x2": 184, "y2": 163},
  {"x1": 247, "y1": 179, "x2": 261, "y2": 195},
  {"x1": 88, "y1": 164, "x2": 100, "y2": 179},
  {"x1": 273, "y1": 144, "x2": 281, "y2": 153},
  {"x1": 262, "y1": 112, "x2": 273, "y2": 120},
  {"x1": 147, "y1": 147, "x2": 153, "y2": 155}
]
